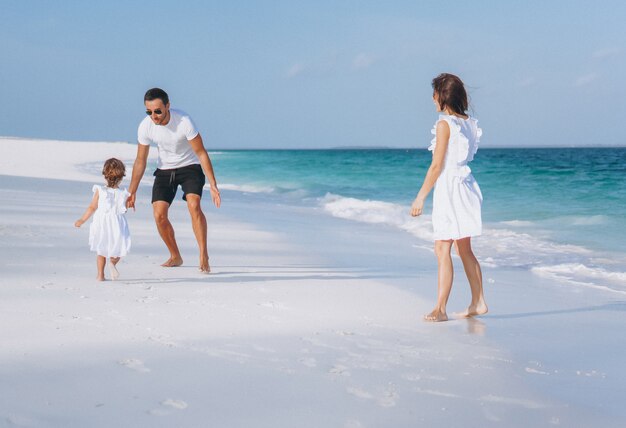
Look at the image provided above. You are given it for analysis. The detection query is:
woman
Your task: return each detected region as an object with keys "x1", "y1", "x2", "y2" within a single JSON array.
[{"x1": 411, "y1": 73, "x2": 488, "y2": 322}]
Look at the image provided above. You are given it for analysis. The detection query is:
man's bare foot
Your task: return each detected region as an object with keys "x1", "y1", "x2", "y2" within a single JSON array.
[
  {"x1": 161, "y1": 256, "x2": 183, "y2": 267},
  {"x1": 424, "y1": 309, "x2": 448, "y2": 322},
  {"x1": 456, "y1": 299, "x2": 488, "y2": 318}
]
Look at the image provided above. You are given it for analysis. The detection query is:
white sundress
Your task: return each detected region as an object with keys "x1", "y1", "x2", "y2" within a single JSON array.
[
  {"x1": 89, "y1": 185, "x2": 131, "y2": 257},
  {"x1": 429, "y1": 114, "x2": 483, "y2": 241}
]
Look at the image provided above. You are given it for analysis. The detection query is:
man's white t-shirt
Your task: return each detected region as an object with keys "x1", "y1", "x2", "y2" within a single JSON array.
[{"x1": 138, "y1": 109, "x2": 200, "y2": 169}]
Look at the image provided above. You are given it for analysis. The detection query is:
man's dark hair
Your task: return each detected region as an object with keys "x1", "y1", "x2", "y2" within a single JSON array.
[{"x1": 144, "y1": 88, "x2": 169, "y2": 105}]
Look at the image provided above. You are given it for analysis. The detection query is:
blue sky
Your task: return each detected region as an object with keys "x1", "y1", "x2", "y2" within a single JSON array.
[{"x1": 1, "y1": 1, "x2": 625, "y2": 148}]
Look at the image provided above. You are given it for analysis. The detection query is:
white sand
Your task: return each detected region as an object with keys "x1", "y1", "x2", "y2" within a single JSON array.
[{"x1": 1, "y1": 137, "x2": 625, "y2": 427}]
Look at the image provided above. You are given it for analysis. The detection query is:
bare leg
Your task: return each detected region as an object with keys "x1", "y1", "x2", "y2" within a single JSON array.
[
  {"x1": 109, "y1": 257, "x2": 120, "y2": 280},
  {"x1": 186, "y1": 194, "x2": 210, "y2": 273},
  {"x1": 424, "y1": 240, "x2": 454, "y2": 322},
  {"x1": 153, "y1": 201, "x2": 183, "y2": 267},
  {"x1": 454, "y1": 237, "x2": 488, "y2": 318},
  {"x1": 96, "y1": 255, "x2": 106, "y2": 281}
]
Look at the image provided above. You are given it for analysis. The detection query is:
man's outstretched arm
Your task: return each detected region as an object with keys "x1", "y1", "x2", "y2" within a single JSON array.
[
  {"x1": 127, "y1": 144, "x2": 150, "y2": 209},
  {"x1": 189, "y1": 133, "x2": 221, "y2": 208}
]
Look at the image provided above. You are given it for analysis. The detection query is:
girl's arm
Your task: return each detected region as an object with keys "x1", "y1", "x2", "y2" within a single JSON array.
[
  {"x1": 411, "y1": 120, "x2": 450, "y2": 217},
  {"x1": 75, "y1": 191, "x2": 99, "y2": 227}
]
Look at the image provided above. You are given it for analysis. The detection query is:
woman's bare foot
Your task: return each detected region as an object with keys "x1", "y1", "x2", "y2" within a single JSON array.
[
  {"x1": 161, "y1": 256, "x2": 183, "y2": 267},
  {"x1": 424, "y1": 309, "x2": 448, "y2": 322},
  {"x1": 96, "y1": 274, "x2": 105, "y2": 281},
  {"x1": 199, "y1": 256, "x2": 211, "y2": 274},
  {"x1": 457, "y1": 299, "x2": 488, "y2": 318}
]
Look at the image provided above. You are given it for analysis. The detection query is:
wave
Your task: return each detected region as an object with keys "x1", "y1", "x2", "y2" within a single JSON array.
[
  {"x1": 500, "y1": 220, "x2": 535, "y2": 227},
  {"x1": 476, "y1": 228, "x2": 591, "y2": 269},
  {"x1": 319, "y1": 193, "x2": 626, "y2": 294},
  {"x1": 320, "y1": 193, "x2": 433, "y2": 241},
  {"x1": 559, "y1": 215, "x2": 610, "y2": 226},
  {"x1": 501, "y1": 215, "x2": 609, "y2": 228},
  {"x1": 218, "y1": 183, "x2": 275, "y2": 193},
  {"x1": 532, "y1": 264, "x2": 626, "y2": 295}
]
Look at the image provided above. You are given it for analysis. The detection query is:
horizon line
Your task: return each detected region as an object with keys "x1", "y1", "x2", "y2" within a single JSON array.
[{"x1": 1, "y1": 135, "x2": 625, "y2": 150}]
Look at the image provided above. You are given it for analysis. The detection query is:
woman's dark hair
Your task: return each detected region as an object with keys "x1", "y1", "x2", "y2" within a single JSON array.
[
  {"x1": 102, "y1": 158, "x2": 126, "y2": 188},
  {"x1": 432, "y1": 73, "x2": 468, "y2": 115},
  {"x1": 144, "y1": 87, "x2": 169, "y2": 105}
]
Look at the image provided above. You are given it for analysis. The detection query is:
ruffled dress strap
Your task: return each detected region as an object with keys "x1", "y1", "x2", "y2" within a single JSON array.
[
  {"x1": 428, "y1": 114, "x2": 481, "y2": 165},
  {"x1": 116, "y1": 188, "x2": 129, "y2": 214},
  {"x1": 460, "y1": 118, "x2": 481, "y2": 163},
  {"x1": 428, "y1": 114, "x2": 457, "y2": 153}
]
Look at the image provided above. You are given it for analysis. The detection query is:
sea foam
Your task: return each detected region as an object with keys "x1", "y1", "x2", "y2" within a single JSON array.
[
  {"x1": 532, "y1": 264, "x2": 626, "y2": 295},
  {"x1": 320, "y1": 193, "x2": 433, "y2": 241},
  {"x1": 320, "y1": 193, "x2": 626, "y2": 294},
  {"x1": 218, "y1": 183, "x2": 275, "y2": 193}
]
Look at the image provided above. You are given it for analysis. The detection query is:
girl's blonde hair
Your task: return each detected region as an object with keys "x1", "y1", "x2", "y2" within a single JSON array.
[{"x1": 102, "y1": 158, "x2": 126, "y2": 188}]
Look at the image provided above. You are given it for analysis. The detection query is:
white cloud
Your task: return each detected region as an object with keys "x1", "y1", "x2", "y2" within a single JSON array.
[
  {"x1": 286, "y1": 63, "x2": 307, "y2": 79},
  {"x1": 352, "y1": 53, "x2": 378, "y2": 70},
  {"x1": 285, "y1": 52, "x2": 340, "y2": 78},
  {"x1": 286, "y1": 52, "x2": 374, "y2": 78},
  {"x1": 574, "y1": 73, "x2": 598, "y2": 87},
  {"x1": 517, "y1": 77, "x2": 536, "y2": 87},
  {"x1": 592, "y1": 47, "x2": 621, "y2": 59}
]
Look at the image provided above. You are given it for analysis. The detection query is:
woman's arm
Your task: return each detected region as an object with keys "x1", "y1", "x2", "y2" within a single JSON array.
[{"x1": 411, "y1": 120, "x2": 450, "y2": 217}]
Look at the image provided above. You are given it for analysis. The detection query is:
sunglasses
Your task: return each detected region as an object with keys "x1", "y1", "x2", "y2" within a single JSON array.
[{"x1": 146, "y1": 109, "x2": 164, "y2": 116}]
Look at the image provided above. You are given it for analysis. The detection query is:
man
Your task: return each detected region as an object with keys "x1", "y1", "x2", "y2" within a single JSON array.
[{"x1": 127, "y1": 88, "x2": 221, "y2": 273}]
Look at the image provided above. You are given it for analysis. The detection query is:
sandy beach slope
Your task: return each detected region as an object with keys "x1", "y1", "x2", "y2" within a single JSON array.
[{"x1": 1, "y1": 137, "x2": 625, "y2": 427}]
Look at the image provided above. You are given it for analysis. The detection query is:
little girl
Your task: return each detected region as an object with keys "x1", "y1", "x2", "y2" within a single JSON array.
[
  {"x1": 411, "y1": 73, "x2": 488, "y2": 322},
  {"x1": 75, "y1": 158, "x2": 131, "y2": 281}
]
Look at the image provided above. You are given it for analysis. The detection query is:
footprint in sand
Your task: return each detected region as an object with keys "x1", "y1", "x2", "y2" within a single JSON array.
[
  {"x1": 162, "y1": 399, "x2": 188, "y2": 409},
  {"x1": 329, "y1": 364, "x2": 351, "y2": 377},
  {"x1": 402, "y1": 372, "x2": 422, "y2": 382},
  {"x1": 347, "y1": 384, "x2": 399, "y2": 407},
  {"x1": 525, "y1": 367, "x2": 549, "y2": 375},
  {"x1": 149, "y1": 399, "x2": 188, "y2": 416},
  {"x1": 258, "y1": 301, "x2": 289, "y2": 311},
  {"x1": 346, "y1": 386, "x2": 374, "y2": 400},
  {"x1": 378, "y1": 386, "x2": 399, "y2": 408},
  {"x1": 480, "y1": 394, "x2": 546, "y2": 409},
  {"x1": 118, "y1": 358, "x2": 150, "y2": 373},
  {"x1": 5, "y1": 415, "x2": 36, "y2": 427},
  {"x1": 299, "y1": 357, "x2": 317, "y2": 368},
  {"x1": 576, "y1": 369, "x2": 605, "y2": 378}
]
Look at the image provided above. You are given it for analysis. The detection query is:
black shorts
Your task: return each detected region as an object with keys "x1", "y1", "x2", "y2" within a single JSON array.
[{"x1": 152, "y1": 164, "x2": 205, "y2": 204}]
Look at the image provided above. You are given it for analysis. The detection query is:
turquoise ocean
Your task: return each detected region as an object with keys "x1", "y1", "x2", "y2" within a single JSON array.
[{"x1": 206, "y1": 148, "x2": 626, "y2": 295}]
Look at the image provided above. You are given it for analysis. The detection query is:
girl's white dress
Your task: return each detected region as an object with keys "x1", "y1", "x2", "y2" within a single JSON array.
[
  {"x1": 89, "y1": 185, "x2": 131, "y2": 257},
  {"x1": 429, "y1": 114, "x2": 483, "y2": 241}
]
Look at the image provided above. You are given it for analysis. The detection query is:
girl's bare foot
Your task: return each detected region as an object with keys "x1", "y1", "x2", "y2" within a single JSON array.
[
  {"x1": 161, "y1": 256, "x2": 183, "y2": 267},
  {"x1": 109, "y1": 257, "x2": 120, "y2": 280},
  {"x1": 457, "y1": 298, "x2": 488, "y2": 318},
  {"x1": 424, "y1": 309, "x2": 448, "y2": 322},
  {"x1": 109, "y1": 264, "x2": 119, "y2": 280}
]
